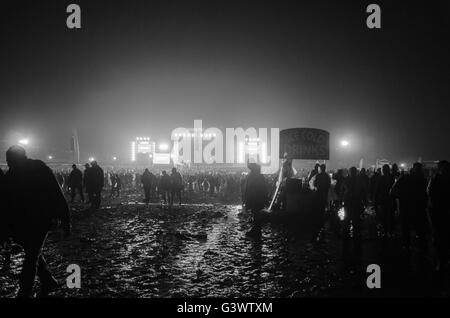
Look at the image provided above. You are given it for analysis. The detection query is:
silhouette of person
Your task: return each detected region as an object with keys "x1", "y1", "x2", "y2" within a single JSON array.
[
  {"x1": 83, "y1": 163, "x2": 92, "y2": 204},
  {"x1": 245, "y1": 163, "x2": 267, "y2": 237},
  {"x1": 3, "y1": 145, "x2": 71, "y2": 297},
  {"x1": 342, "y1": 167, "x2": 367, "y2": 255},
  {"x1": 170, "y1": 167, "x2": 183, "y2": 206},
  {"x1": 88, "y1": 161, "x2": 104, "y2": 211},
  {"x1": 313, "y1": 164, "x2": 331, "y2": 233},
  {"x1": 68, "y1": 164, "x2": 84, "y2": 203},
  {"x1": 278, "y1": 155, "x2": 294, "y2": 210},
  {"x1": 359, "y1": 168, "x2": 370, "y2": 202},
  {"x1": 369, "y1": 168, "x2": 382, "y2": 203},
  {"x1": 391, "y1": 162, "x2": 428, "y2": 251},
  {"x1": 333, "y1": 169, "x2": 345, "y2": 207},
  {"x1": 113, "y1": 173, "x2": 121, "y2": 197},
  {"x1": 308, "y1": 163, "x2": 320, "y2": 183},
  {"x1": 375, "y1": 164, "x2": 395, "y2": 237},
  {"x1": 141, "y1": 168, "x2": 154, "y2": 203},
  {"x1": 428, "y1": 160, "x2": 450, "y2": 279},
  {"x1": 0, "y1": 167, "x2": 11, "y2": 267},
  {"x1": 159, "y1": 171, "x2": 171, "y2": 205}
]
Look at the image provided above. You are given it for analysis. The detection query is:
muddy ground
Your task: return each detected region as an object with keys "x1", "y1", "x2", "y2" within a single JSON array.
[{"x1": 0, "y1": 190, "x2": 448, "y2": 298}]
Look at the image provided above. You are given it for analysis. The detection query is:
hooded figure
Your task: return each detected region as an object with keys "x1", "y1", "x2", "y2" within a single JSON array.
[{"x1": 3, "y1": 145, "x2": 71, "y2": 297}]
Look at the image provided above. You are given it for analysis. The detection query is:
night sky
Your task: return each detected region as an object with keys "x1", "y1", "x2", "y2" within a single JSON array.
[{"x1": 1, "y1": 0, "x2": 449, "y2": 165}]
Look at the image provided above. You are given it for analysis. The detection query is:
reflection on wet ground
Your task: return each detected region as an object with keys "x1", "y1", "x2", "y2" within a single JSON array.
[{"x1": 0, "y1": 191, "x2": 448, "y2": 297}]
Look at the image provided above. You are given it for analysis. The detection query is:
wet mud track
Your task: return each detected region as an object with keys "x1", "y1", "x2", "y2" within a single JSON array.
[{"x1": 0, "y1": 192, "x2": 447, "y2": 298}]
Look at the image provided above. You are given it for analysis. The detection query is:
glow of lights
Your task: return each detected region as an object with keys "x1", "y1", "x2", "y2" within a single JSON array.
[
  {"x1": 131, "y1": 141, "x2": 136, "y2": 161},
  {"x1": 238, "y1": 142, "x2": 245, "y2": 163},
  {"x1": 340, "y1": 140, "x2": 350, "y2": 147},
  {"x1": 48, "y1": 155, "x2": 53, "y2": 160},
  {"x1": 338, "y1": 207, "x2": 346, "y2": 221},
  {"x1": 88, "y1": 157, "x2": 95, "y2": 162},
  {"x1": 113, "y1": 156, "x2": 117, "y2": 161},
  {"x1": 159, "y1": 143, "x2": 169, "y2": 151},
  {"x1": 18, "y1": 138, "x2": 29, "y2": 145},
  {"x1": 400, "y1": 163, "x2": 406, "y2": 168}
]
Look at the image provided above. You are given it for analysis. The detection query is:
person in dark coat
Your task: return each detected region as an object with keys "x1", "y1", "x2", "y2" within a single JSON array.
[
  {"x1": 428, "y1": 160, "x2": 450, "y2": 279},
  {"x1": 170, "y1": 167, "x2": 183, "y2": 206},
  {"x1": 2, "y1": 145, "x2": 71, "y2": 297},
  {"x1": 87, "y1": 161, "x2": 104, "y2": 210},
  {"x1": 308, "y1": 163, "x2": 320, "y2": 183},
  {"x1": 391, "y1": 162, "x2": 428, "y2": 251},
  {"x1": 68, "y1": 164, "x2": 84, "y2": 203},
  {"x1": 83, "y1": 163, "x2": 92, "y2": 203},
  {"x1": 0, "y1": 168, "x2": 12, "y2": 268},
  {"x1": 375, "y1": 164, "x2": 396, "y2": 237},
  {"x1": 141, "y1": 168, "x2": 154, "y2": 203},
  {"x1": 159, "y1": 171, "x2": 171, "y2": 204},
  {"x1": 313, "y1": 164, "x2": 331, "y2": 232},
  {"x1": 245, "y1": 163, "x2": 267, "y2": 237},
  {"x1": 342, "y1": 167, "x2": 367, "y2": 254}
]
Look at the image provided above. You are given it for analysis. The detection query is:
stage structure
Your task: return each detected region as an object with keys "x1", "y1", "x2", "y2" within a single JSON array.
[{"x1": 131, "y1": 137, "x2": 156, "y2": 163}]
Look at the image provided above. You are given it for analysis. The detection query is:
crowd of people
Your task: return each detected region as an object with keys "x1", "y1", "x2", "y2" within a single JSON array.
[
  {"x1": 1, "y1": 144, "x2": 450, "y2": 297},
  {"x1": 54, "y1": 164, "x2": 264, "y2": 208}
]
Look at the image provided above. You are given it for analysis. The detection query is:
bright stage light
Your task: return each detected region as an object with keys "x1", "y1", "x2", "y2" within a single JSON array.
[
  {"x1": 340, "y1": 140, "x2": 350, "y2": 147},
  {"x1": 18, "y1": 138, "x2": 29, "y2": 145},
  {"x1": 88, "y1": 157, "x2": 95, "y2": 162},
  {"x1": 113, "y1": 156, "x2": 117, "y2": 161},
  {"x1": 131, "y1": 141, "x2": 136, "y2": 161},
  {"x1": 159, "y1": 143, "x2": 169, "y2": 151},
  {"x1": 48, "y1": 155, "x2": 53, "y2": 160},
  {"x1": 400, "y1": 163, "x2": 406, "y2": 168},
  {"x1": 338, "y1": 207, "x2": 346, "y2": 221}
]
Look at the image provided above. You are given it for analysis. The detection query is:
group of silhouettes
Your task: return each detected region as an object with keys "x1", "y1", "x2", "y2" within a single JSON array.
[
  {"x1": 141, "y1": 167, "x2": 183, "y2": 206},
  {"x1": 1, "y1": 144, "x2": 450, "y2": 297},
  {"x1": 330, "y1": 161, "x2": 450, "y2": 282}
]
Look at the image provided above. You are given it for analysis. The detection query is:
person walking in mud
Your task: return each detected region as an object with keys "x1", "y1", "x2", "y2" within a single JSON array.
[
  {"x1": 313, "y1": 164, "x2": 331, "y2": 238},
  {"x1": 342, "y1": 167, "x2": 367, "y2": 256},
  {"x1": 374, "y1": 164, "x2": 396, "y2": 237},
  {"x1": 245, "y1": 163, "x2": 268, "y2": 238},
  {"x1": 88, "y1": 161, "x2": 104, "y2": 211},
  {"x1": 83, "y1": 163, "x2": 92, "y2": 204},
  {"x1": 3, "y1": 145, "x2": 71, "y2": 298},
  {"x1": 428, "y1": 160, "x2": 450, "y2": 283},
  {"x1": 141, "y1": 168, "x2": 154, "y2": 204},
  {"x1": 170, "y1": 167, "x2": 183, "y2": 206},
  {"x1": 110, "y1": 173, "x2": 121, "y2": 198},
  {"x1": 391, "y1": 162, "x2": 428, "y2": 252},
  {"x1": 0, "y1": 167, "x2": 12, "y2": 269},
  {"x1": 68, "y1": 164, "x2": 84, "y2": 203},
  {"x1": 159, "y1": 170, "x2": 171, "y2": 205}
]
